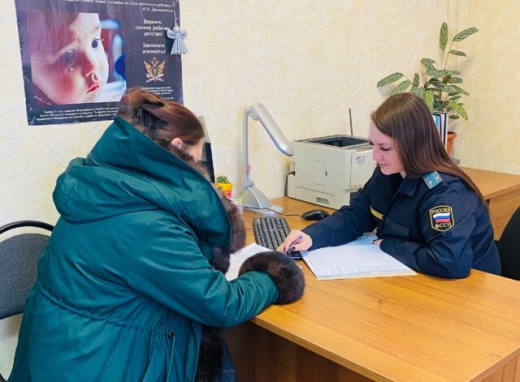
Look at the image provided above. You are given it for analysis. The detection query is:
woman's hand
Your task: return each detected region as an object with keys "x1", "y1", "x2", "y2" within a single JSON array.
[
  {"x1": 277, "y1": 230, "x2": 312, "y2": 253},
  {"x1": 372, "y1": 239, "x2": 382, "y2": 246}
]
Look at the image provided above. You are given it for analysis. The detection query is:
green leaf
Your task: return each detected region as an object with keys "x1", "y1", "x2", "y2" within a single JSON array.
[
  {"x1": 424, "y1": 90, "x2": 435, "y2": 111},
  {"x1": 449, "y1": 115, "x2": 460, "y2": 120},
  {"x1": 424, "y1": 79, "x2": 437, "y2": 90},
  {"x1": 440, "y1": 22, "x2": 448, "y2": 50},
  {"x1": 390, "y1": 80, "x2": 412, "y2": 95},
  {"x1": 410, "y1": 86, "x2": 425, "y2": 98},
  {"x1": 413, "y1": 73, "x2": 420, "y2": 86},
  {"x1": 377, "y1": 73, "x2": 404, "y2": 87},
  {"x1": 421, "y1": 58, "x2": 436, "y2": 70},
  {"x1": 448, "y1": 95, "x2": 462, "y2": 101},
  {"x1": 216, "y1": 175, "x2": 229, "y2": 183},
  {"x1": 426, "y1": 69, "x2": 461, "y2": 77},
  {"x1": 448, "y1": 77, "x2": 463, "y2": 83},
  {"x1": 448, "y1": 50, "x2": 467, "y2": 57},
  {"x1": 453, "y1": 27, "x2": 479, "y2": 42},
  {"x1": 451, "y1": 85, "x2": 469, "y2": 96},
  {"x1": 431, "y1": 82, "x2": 456, "y2": 93},
  {"x1": 426, "y1": 69, "x2": 442, "y2": 79},
  {"x1": 449, "y1": 102, "x2": 469, "y2": 120}
]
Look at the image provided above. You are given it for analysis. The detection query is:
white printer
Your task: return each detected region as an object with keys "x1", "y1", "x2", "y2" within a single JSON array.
[{"x1": 287, "y1": 135, "x2": 376, "y2": 209}]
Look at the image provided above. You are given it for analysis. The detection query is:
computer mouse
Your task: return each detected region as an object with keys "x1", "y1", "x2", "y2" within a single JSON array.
[{"x1": 301, "y1": 209, "x2": 330, "y2": 221}]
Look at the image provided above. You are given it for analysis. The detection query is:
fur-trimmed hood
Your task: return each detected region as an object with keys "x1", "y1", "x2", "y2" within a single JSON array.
[
  {"x1": 169, "y1": 144, "x2": 246, "y2": 272},
  {"x1": 53, "y1": 117, "x2": 236, "y2": 249}
]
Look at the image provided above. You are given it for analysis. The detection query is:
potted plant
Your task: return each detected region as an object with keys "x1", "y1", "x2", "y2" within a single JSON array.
[
  {"x1": 377, "y1": 22, "x2": 478, "y2": 153},
  {"x1": 216, "y1": 175, "x2": 233, "y2": 198}
]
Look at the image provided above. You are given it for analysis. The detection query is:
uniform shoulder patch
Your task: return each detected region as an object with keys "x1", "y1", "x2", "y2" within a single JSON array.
[
  {"x1": 422, "y1": 171, "x2": 443, "y2": 189},
  {"x1": 429, "y1": 205, "x2": 455, "y2": 232}
]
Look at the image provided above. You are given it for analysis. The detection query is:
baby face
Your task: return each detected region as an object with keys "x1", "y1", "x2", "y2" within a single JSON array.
[{"x1": 30, "y1": 13, "x2": 109, "y2": 104}]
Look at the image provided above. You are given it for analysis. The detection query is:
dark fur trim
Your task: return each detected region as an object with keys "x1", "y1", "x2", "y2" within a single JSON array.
[
  {"x1": 195, "y1": 325, "x2": 224, "y2": 382},
  {"x1": 168, "y1": 146, "x2": 246, "y2": 273},
  {"x1": 239, "y1": 251, "x2": 305, "y2": 304},
  {"x1": 211, "y1": 195, "x2": 245, "y2": 273},
  {"x1": 168, "y1": 146, "x2": 213, "y2": 181},
  {"x1": 169, "y1": 147, "x2": 244, "y2": 381}
]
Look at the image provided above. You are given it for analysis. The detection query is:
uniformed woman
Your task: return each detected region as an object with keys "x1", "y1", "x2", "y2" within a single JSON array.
[{"x1": 279, "y1": 93, "x2": 500, "y2": 279}]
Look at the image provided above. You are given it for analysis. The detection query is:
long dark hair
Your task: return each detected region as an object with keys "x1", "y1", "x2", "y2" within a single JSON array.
[
  {"x1": 117, "y1": 87, "x2": 204, "y2": 150},
  {"x1": 371, "y1": 93, "x2": 486, "y2": 206}
]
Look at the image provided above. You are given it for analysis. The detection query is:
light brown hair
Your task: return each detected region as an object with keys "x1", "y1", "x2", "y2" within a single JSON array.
[
  {"x1": 26, "y1": 11, "x2": 79, "y2": 55},
  {"x1": 117, "y1": 87, "x2": 204, "y2": 150},
  {"x1": 371, "y1": 93, "x2": 486, "y2": 205}
]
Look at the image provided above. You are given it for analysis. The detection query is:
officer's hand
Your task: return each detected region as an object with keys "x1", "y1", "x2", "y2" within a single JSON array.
[
  {"x1": 372, "y1": 239, "x2": 382, "y2": 246},
  {"x1": 277, "y1": 230, "x2": 312, "y2": 253}
]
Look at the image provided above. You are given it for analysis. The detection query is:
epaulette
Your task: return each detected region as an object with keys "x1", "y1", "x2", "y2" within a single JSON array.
[{"x1": 422, "y1": 171, "x2": 443, "y2": 189}]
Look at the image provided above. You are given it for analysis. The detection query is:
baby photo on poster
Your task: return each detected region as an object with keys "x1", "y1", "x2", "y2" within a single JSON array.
[
  {"x1": 25, "y1": 11, "x2": 126, "y2": 106},
  {"x1": 15, "y1": 0, "x2": 184, "y2": 126}
]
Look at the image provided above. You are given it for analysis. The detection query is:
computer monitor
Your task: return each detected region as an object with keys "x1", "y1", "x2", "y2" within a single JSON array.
[
  {"x1": 198, "y1": 116, "x2": 215, "y2": 183},
  {"x1": 432, "y1": 112, "x2": 447, "y2": 148}
]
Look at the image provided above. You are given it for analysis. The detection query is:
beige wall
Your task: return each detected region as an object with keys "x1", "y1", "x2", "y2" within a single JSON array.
[
  {"x1": 182, "y1": 1, "x2": 456, "y2": 198},
  {"x1": 456, "y1": 0, "x2": 520, "y2": 172},
  {"x1": 1, "y1": 0, "x2": 518, "y2": 376}
]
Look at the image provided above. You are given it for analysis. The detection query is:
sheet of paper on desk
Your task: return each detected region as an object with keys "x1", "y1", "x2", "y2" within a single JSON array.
[
  {"x1": 225, "y1": 243, "x2": 271, "y2": 281},
  {"x1": 302, "y1": 235, "x2": 416, "y2": 280}
]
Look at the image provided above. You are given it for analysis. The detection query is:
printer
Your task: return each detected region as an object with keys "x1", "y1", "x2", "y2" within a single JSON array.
[{"x1": 287, "y1": 135, "x2": 376, "y2": 209}]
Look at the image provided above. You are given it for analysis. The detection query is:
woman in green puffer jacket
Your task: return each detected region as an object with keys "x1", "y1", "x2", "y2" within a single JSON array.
[{"x1": 9, "y1": 88, "x2": 304, "y2": 382}]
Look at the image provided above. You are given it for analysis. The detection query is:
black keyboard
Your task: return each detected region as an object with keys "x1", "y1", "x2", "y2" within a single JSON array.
[{"x1": 252, "y1": 217, "x2": 301, "y2": 259}]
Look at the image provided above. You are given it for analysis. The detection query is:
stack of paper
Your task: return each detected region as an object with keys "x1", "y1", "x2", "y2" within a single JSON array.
[{"x1": 302, "y1": 235, "x2": 416, "y2": 280}]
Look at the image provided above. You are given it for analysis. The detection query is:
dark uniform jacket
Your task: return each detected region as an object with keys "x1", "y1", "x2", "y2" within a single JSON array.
[
  {"x1": 9, "y1": 117, "x2": 280, "y2": 382},
  {"x1": 303, "y1": 168, "x2": 500, "y2": 279}
]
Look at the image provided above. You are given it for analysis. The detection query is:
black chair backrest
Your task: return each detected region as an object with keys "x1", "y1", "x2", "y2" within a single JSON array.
[
  {"x1": 0, "y1": 221, "x2": 54, "y2": 235},
  {"x1": 0, "y1": 221, "x2": 53, "y2": 382},
  {"x1": 497, "y1": 207, "x2": 520, "y2": 280},
  {"x1": 0, "y1": 221, "x2": 53, "y2": 320}
]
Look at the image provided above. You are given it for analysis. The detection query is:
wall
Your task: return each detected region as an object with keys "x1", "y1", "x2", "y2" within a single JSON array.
[
  {"x1": 455, "y1": 0, "x2": 520, "y2": 172},
  {"x1": 3, "y1": 0, "x2": 515, "y2": 376},
  {"x1": 181, "y1": 1, "x2": 459, "y2": 197}
]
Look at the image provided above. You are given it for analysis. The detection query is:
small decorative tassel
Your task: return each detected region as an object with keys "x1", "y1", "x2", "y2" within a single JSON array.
[{"x1": 166, "y1": 24, "x2": 188, "y2": 55}]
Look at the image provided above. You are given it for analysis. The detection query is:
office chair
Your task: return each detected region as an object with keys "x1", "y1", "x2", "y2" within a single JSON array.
[
  {"x1": 496, "y1": 207, "x2": 520, "y2": 281},
  {"x1": 0, "y1": 220, "x2": 53, "y2": 382}
]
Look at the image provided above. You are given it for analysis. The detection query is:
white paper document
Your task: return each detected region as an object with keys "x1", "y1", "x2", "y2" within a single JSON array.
[
  {"x1": 225, "y1": 243, "x2": 271, "y2": 281},
  {"x1": 302, "y1": 235, "x2": 416, "y2": 280}
]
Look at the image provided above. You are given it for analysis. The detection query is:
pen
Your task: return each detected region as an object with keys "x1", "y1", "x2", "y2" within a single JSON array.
[{"x1": 286, "y1": 235, "x2": 303, "y2": 252}]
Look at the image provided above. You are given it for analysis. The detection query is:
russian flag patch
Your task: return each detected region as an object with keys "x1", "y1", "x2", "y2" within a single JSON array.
[{"x1": 429, "y1": 205, "x2": 455, "y2": 232}]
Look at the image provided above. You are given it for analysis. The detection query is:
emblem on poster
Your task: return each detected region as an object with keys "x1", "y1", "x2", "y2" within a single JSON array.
[{"x1": 144, "y1": 57, "x2": 166, "y2": 82}]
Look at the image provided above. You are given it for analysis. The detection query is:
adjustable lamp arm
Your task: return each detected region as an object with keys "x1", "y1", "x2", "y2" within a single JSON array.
[
  {"x1": 248, "y1": 103, "x2": 294, "y2": 156},
  {"x1": 243, "y1": 108, "x2": 253, "y2": 190},
  {"x1": 242, "y1": 103, "x2": 293, "y2": 215}
]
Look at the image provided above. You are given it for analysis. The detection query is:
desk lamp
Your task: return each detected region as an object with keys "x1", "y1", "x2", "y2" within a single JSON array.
[{"x1": 242, "y1": 103, "x2": 294, "y2": 215}]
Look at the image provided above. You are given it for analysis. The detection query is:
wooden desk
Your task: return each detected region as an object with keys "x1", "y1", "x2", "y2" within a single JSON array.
[
  {"x1": 225, "y1": 197, "x2": 520, "y2": 382},
  {"x1": 462, "y1": 167, "x2": 520, "y2": 239}
]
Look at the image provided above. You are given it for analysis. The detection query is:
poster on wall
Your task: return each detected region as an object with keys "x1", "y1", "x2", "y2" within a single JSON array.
[{"x1": 15, "y1": 0, "x2": 183, "y2": 126}]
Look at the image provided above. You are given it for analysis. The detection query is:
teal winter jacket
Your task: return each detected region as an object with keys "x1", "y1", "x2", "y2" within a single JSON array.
[{"x1": 9, "y1": 117, "x2": 279, "y2": 381}]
